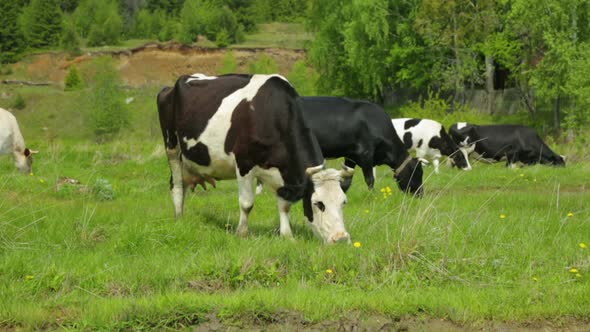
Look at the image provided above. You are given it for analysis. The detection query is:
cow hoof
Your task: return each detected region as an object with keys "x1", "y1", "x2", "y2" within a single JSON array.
[{"x1": 236, "y1": 227, "x2": 248, "y2": 237}]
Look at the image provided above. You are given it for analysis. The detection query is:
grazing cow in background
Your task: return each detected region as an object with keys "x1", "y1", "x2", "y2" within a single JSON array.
[
  {"x1": 449, "y1": 122, "x2": 565, "y2": 167},
  {"x1": 392, "y1": 118, "x2": 471, "y2": 174},
  {"x1": 0, "y1": 107, "x2": 38, "y2": 174},
  {"x1": 157, "y1": 73, "x2": 354, "y2": 244},
  {"x1": 296, "y1": 96, "x2": 424, "y2": 196}
]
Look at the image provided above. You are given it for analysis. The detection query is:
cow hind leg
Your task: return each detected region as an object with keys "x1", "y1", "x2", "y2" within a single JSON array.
[
  {"x1": 277, "y1": 197, "x2": 293, "y2": 239},
  {"x1": 167, "y1": 148, "x2": 186, "y2": 218},
  {"x1": 236, "y1": 171, "x2": 255, "y2": 237}
]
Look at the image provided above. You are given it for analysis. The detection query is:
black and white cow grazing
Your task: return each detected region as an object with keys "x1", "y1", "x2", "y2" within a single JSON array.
[
  {"x1": 449, "y1": 122, "x2": 566, "y2": 167},
  {"x1": 157, "y1": 73, "x2": 354, "y2": 244},
  {"x1": 392, "y1": 118, "x2": 471, "y2": 173},
  {"x1": 0, "y1": 107, "x2": 38, "y2": 174},
  {"x1": 297, "y1": 96, "x2": 424, "y2": 196}
]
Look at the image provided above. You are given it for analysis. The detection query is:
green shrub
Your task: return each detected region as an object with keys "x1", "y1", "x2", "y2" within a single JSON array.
[
  {"x1": 64, "y1": 65, "x2": 83, "y2": 91},
  {"x1": 287, "y1": 60, "x2": 318, "y2": 96},
  {"x1": 248, "y1": 54, "x2": 278, "y2": 74},
  {"x1": 92, "y1": 178, "x2": 115, "y2": 200},
  {"x1": 220, "y1": 51, "x2": 238, "y2": 74},
  {"x1": 88, "y1": 57, "x2": 129, "y2": 141},
  {"x1": 12, "y1": 93, "x2": 26, "y2": 110},
  {"x1": 215, "y1": 29, "x2": 230, "y2": 48}
]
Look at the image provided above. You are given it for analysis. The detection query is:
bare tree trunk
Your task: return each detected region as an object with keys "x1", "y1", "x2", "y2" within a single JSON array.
[
  {"x1": 553, "y1": 94, "x2": 561, "y2": 131},
  {"x1": 485, "y1": 54, "x2": 495, "y2": 114},
  {"x1": 451, "y1": 9, "x2": 464, "y2": 111}
]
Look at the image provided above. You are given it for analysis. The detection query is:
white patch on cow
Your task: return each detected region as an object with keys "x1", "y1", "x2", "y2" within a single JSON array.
[
  {"x1": 456, "y1": 122, "x2": 467, "y2": 130},
  {"x1": 182, "y1": 136, "x2": 198, "y2": 150},
  {"x1": 392, "y1": 118, "x2": 443, "y2": 170},
  {"x1": 181, "y1": 74, "x2": 288, "y2": 180},
  {"x1": 186, "y1": 73, "x2": 218, "y2": 83},
  {"x1": 0, "y1": 108, "x2": 33, "y2": 174}
]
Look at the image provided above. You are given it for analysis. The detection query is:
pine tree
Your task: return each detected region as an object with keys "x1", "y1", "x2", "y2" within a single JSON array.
[
  {"x1": 0, "y1": 1, "x2": 25, "y2": 63},
  {"x1": 19, "y1": 0, "x2": 64, "y2": 49}
]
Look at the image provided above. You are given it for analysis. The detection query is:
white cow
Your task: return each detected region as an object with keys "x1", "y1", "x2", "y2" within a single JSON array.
[
  {"x1": 392, "y1": 118, "x2": 471, "y2": 173},
  {"x1": 0, "y1": 108, "x2": 37, "y2": 174}
]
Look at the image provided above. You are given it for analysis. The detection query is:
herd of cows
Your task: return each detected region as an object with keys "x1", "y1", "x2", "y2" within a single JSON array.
[{"x1": 0, "y1": 73, "x2": 566, "y2": 244}]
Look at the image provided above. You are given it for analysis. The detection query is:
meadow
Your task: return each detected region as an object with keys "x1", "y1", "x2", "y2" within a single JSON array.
[{"x1": 1, "y1": 85, "x2": 590, "y2": 330}]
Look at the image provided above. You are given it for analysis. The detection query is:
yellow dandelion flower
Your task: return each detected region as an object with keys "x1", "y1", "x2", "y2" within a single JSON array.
[
  {"x1": 25, "y1": 275, "x2": 34, "y2": 280},
  {"x1": 29, "y1": 172, "x2": 34, "y2": 176},
  {"x1": 353, "y1": 241, "x2": 361, "y2": 248},
  {"x1": 326, "y1": 269, "x2": 333, "y2": 274},
  {"x1": 39, "y1": 179, "x2": 45, "y2": 184},
  {"x1": 500, "y1": 214, "x2": 506, "y2": 219},
  {"x1": 569, "y1": 268, "x2": 579, "y2": 273},
  {"x1": 379, "y1": 188, "x2": 386, "y2": 193},
  {"x1": 576, "y1": 273, "x2": 582, "y2": 278},
  {"x1": 567, "y1": 212, "x2": 574, "y2": 217},
  {"x1": 580, "y1": 243, "x2": 587, "y2": 249},
  {"x1": 385, "y1": 186, "x2": 392, "y2": 193},
  {"x1": 519, "y1": 173, "x2": 524, "y2": 177},
  {"x1": 364, "y1": 209, "x2": 369, "y2": 213},
  {"x1": 532, "y1": 277, "x2": 538, "y2": 282}
]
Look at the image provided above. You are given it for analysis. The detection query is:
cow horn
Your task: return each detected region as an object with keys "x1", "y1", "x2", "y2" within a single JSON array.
[
  {"x1": 560, "y1": 155, "x2": 567, "y2": 162},
  {"x1": 340, "y1": 164, "x2": 355, "y2": 178},
  {"x1": 306, "y1": 164, "x2": 325, "y2": 176}
]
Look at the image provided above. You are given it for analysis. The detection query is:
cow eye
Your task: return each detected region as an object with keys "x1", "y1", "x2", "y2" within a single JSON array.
[{"x1": 314, "y1": 201, "x2": 325, "y2": 212}]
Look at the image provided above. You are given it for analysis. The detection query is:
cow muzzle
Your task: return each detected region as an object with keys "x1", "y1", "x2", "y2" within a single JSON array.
[{"x1": 329, "y1": 231, "x2": 351, "y2": 244}]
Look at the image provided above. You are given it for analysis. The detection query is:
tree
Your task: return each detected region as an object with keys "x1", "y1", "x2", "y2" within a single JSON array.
[
  {"x1": 64, "y1": 65, "x2": 84, "y2": 90},
  {"x1": 0, "y1": 1, "x2": 25, "y2": 63},
  {"x1": 61, "y1": 15, "x2": 81, "y2": 55},
  {"x1": 74, "y1": 0, "x2": 123, "y2": 46},
  {"x1": 19, "y1": 0, "x2": 64, "y2": 49},
  {"x1": 88, "y1": 57, "x2": 129, "y2": 141}
]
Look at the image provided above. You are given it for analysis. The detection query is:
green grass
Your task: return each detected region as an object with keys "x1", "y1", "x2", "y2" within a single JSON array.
[
  {"x1": 1, "y1": 85, "x2": 589, "y2": 329},
  {"x1": 232, "y1": 23, "x2": 312, "y2": 49}
]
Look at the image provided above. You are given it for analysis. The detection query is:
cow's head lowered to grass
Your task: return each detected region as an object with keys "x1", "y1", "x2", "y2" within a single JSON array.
[
  {"x1": 15, "y1": 148, "x2": 38, "y2": 174},
  {"x1": 302, "y1": 165, "x2": 354, "y2": 244},
  {"x1": 393, "y1": 156, "x2": 424, "y2": 197}
]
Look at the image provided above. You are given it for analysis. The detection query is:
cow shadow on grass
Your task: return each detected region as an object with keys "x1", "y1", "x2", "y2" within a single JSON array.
[{"x1": 197, "y1": 210, "x2": 316, "y2": 242}]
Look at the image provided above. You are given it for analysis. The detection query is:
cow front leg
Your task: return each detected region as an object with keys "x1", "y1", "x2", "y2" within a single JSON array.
[
  {"x1": 340, "y1": 158, "x2": 356, "y2": 192},
  {"x1": 433, "y1": 158, "x2": 440, "y2": 174},
  {"x1": 166, "y1": 148, "x2": 186, "y2": 218},
  {"x1": 277, "y1": 197, "x2": 293, "y2": 239},
  {"x1": 361, "y1": 165, "x2": 375, "y2": 190},
  {"x1": 236, "y1": 171, "x2": 255, "y2": 237}
]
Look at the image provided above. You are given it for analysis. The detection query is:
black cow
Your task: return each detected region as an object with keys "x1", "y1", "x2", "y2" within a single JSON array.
[
  {"x1": 157, "y1": 73, "x2": 354, "y2": 244},
  {"x1": 298, "y1": 96, "x2": 424, "y2": 196},
  {"x1": 449, "y1": 122, "x2": 565, "y2": 167}
]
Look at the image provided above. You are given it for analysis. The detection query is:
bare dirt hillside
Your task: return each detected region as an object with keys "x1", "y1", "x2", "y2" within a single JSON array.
[{"x1": 7, "y1": 42, "x2": 306, "y2": 87}]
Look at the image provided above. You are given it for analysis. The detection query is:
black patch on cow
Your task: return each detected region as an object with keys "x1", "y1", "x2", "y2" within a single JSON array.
[
  {"x1": 181, "y1": 142, "x2": 211, "y2": 166},
  {"x1": 417, "y1": 139, "x2": 423, "y2": 148},
  {"x1": 404, "y1": 118, "x2": 422, "y2": 130},
  {"x1": 301, "y1": 180, "x2": 315, "y2": 222},
  {"x1": 428, "y1": 136, "x2": 444, "y2": 154},
  {"x1": 402, "y1": 132, "x2": 413, "y2": 150}
]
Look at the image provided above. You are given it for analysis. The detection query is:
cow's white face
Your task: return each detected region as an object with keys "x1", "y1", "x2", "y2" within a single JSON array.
[{"x1": 307, "y1": 168, "x2": 351, "y2": 244}]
